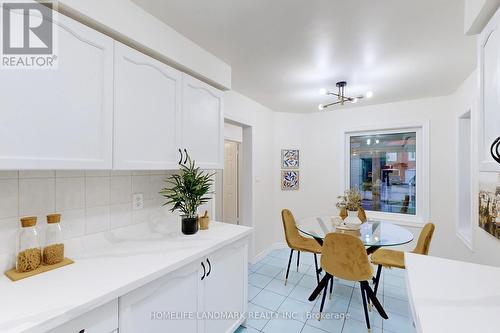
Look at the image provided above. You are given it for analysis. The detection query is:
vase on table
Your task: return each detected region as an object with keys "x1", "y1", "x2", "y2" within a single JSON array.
[{"x1": 344, "y1": 210, "x2": 362, "y2": 227}]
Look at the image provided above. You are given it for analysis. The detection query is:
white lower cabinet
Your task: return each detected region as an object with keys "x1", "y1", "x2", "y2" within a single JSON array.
[
  {"x1": 47, "y1": 300, "x2": 118, "y2": 333},
  {"x1": 119, "y1": 261, "x2": 204, "y2": 333},
  {"x1": 119, "y1": 239, "x2": 247, "y2": 333},
  {"x1": 203, "y1": 241, "x2": 247, "y2": 333}
]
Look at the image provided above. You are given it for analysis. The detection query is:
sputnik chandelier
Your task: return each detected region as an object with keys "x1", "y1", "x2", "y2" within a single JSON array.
[{"x1": 318, "y1": 81, "x2": 373, "y2": 110}]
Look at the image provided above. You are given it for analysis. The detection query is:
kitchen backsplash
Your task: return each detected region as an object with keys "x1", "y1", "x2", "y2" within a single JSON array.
[{"x1": 0, "y1": 170, "x2": 214, "y2": 268}]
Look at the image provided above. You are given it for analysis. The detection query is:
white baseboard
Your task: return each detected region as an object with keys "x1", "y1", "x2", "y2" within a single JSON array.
[{"x1": 251, "y1": 242, "x2": 288, "y2": 264}]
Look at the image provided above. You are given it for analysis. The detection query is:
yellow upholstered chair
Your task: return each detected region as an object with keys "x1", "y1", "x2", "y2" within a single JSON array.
[
  {"x1": 281, "y1": 209, "x2": 322, "y2": 285},
  {"x1": 315, "y1": 232, "x2": 387, "y2": 331},
  {"x1": 371, "y1": 223, "x2": 435, "y2": 296}
]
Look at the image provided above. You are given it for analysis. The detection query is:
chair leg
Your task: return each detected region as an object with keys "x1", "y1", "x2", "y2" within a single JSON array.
[
  {"x1": 373, "y1": 265, "x2": 382, "y2": 296},
  {"x1": 285, "y1": 249, "x2": 294, "y2": 286},
  {"x1": 360, "y1": 282, "x2": 371, "y2": 333},
  {"x1": 296, "y1": 251, "x2": 301, "y2": 272},
  {"x1": 318, "y1": 276, "x2": 329, "y2": 321},
  {"x1": 329, "y1": 274, "x2": 333, "y2": 300},
  {"x1": 313, "y1": 253, "x2": 320, "y2": 284},
  {"x1": 362, "y1": 281, "x2": 388, "y2": 319}
]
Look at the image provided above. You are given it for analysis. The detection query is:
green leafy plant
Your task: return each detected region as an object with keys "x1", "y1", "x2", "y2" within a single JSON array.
[
  {"x1": 160, "y1": 153, "x2": 214, "y2": 218},
  {"x1": 336, "y1": 188, "x2": 362, "y2": 211}
]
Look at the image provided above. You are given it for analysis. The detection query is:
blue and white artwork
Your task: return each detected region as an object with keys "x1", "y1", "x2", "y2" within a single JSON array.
[
  {"x1": 282, "y1": 149, "x2": 300, "y2": 168},
  {"x1": 281, "y1": 170, "x2": 299, "y2": 190}
]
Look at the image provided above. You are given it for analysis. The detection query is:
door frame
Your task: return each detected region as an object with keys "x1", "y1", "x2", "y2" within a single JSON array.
[{"x1": 222, "y1": 118, "x2": 255, "y2": 261}]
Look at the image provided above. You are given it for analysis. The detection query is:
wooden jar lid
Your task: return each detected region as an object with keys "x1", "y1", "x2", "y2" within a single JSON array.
[
  {"x1": 46, "y1": 214, "x2": 61, "y2": 224},
  {"x1": 20, "y1": 216, "x2": 37, "y2": 228}
]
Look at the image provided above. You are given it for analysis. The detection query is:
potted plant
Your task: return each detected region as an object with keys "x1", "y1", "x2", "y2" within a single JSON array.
[
  {"x1": 336, "y1": 188, "x2": 363, "y2": 226},
  {"x1": 160, "y1": 153, "x2": 214, "y2": 235}
]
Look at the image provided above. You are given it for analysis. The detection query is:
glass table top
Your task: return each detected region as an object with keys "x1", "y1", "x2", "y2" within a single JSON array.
[{"x1": 296, "y1": 216, "x2": 414, "y2": 247}]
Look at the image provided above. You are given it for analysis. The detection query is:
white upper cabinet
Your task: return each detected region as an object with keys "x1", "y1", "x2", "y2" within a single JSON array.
[
  {"x1": 479, "y1": 7, "x2": 500, "y2": 171},
  {"x1": 181, "y1": 74, "x2": 224, "y2": 169},
  {"x1": 0, "y1": 12, "x2": 113, "y2": 169},
  {"x1": 113, "y1": 42, "x2": 182, "y2": 169}
]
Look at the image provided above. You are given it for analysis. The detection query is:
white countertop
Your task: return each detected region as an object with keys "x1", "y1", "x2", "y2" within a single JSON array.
[
  {"x1": 0, "y1": 221, "x2": 252, "y2": 333},
  {"x1": 405, "y1": 253, "x2": 500, "y2": 333}
]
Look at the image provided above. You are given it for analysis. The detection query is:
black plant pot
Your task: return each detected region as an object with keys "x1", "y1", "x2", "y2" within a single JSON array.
[{"x1": 182, "y1": 216, "x2": 199, "y2": 235}]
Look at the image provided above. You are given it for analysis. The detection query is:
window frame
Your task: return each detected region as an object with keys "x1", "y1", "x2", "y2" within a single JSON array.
[{"x1": 342, "y1": 122, "x2": 430, "y2": 226}]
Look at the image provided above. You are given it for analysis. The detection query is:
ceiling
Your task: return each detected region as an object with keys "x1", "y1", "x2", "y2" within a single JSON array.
[{"x1": 132, "y1": 0, "x2": 476, "y2": 113}]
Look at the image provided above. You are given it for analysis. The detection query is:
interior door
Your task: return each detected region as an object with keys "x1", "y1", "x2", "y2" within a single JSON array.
[
  {"x1": 223, "y1": 141, "x2": 239, "y2": 224},
  {"x1": 114, "y1": 42, "x2": 182, "y2": 169},
  {"x1": 119, "y1": 261, "x2": 203, "y2": 333},
  {"x1": 181, "y1": 74, "x2": 224, "y2": 169},
  {"x1": 203, "y1": 241, "x2": 247, "y2": 333}
]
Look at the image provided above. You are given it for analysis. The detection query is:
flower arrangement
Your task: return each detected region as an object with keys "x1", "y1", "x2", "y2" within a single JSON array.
[{"x1": 336, "y1": 188, "x2": 362, "y2": 212}]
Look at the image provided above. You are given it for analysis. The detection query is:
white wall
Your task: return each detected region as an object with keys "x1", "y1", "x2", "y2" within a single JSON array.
[{"x1": 224, "y1": 91, "x2": 279, "y2": 259}]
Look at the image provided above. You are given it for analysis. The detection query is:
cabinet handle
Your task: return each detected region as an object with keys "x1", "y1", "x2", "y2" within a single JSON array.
[
  {"x1": 491, "y1": 137, "x2": 500, "y2": 164},
  {"x1": 183, "y1": 148, "x2": 189, "y2": 164},
  {"x1": 201, "y1": 262, "x2": 206, "y2": 280},
  {"x1": 206, "y1": 258, "x2": 211, "y2": 277},
  {"x1": 178, "y1": 148, "x2": 183, "y2": 165}
]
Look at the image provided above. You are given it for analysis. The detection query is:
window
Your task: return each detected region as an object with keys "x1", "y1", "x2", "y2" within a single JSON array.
[{"x1": 349, "y1": 131, "x2": 417, "y2": 215}]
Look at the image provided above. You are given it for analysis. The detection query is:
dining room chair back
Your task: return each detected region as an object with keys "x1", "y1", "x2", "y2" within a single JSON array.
[
  {"x1": 315, "y1": 232, "x2": 386, "y2": 331},
  {"x1": 411, "y1": 222, "x2": 435, "y2": 255},
  {"x1": 321, "y1": 232, "x2": 373, "y2": 281},
  {"x1": 281, "y1": 209, "x2": 322, "y2": 285}
]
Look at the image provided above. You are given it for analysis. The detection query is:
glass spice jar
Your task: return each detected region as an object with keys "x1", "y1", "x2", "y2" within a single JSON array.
[
  {"x1": 16, "y1": 216, "x2": 42, "y2": 273},
  {"x1": 43, "y1": 214, "x2": 64, "y2": 265}
]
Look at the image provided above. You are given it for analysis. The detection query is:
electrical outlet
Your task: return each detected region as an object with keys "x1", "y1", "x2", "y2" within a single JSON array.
[{"x1": 132, "y1": 193, "x2": 144, "y2": 210}]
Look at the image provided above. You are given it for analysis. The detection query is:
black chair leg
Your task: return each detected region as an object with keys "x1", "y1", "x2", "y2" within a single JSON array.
[
  {"x1": 329, "y1": 274, "x2": 333, "y2": 300},
  {"x1": 373, "y1": 265, "x2": 382, "y2": 296},
  {"x1": 362, "y1": 281, "x2": 388, "y2": 319},
  {"x1": 313, "y1": 253, "x2": 320, "y2": 284},
  {"x1": 360, "y1": 282, "x2": 371, "y2": 332},
  {"x1": 296, "y1": 251, "x2": 301, "y2": 272},
  {"x1": 285, "y1": 249, "x2": 294, "y2": 285},
  {"x1": 318, "y1": 277, "x2": 329, "y2": 321},
  {"x1": 309, "y1": 273, "x2": 330, "y2": 302}
]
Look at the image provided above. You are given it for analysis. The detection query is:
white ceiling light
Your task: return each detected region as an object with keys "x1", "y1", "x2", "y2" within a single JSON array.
[{"x1": 318, "y1": 81, "x2": 372, "y2": 110}]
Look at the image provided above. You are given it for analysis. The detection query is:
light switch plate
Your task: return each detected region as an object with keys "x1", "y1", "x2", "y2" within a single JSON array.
[{"x1": 132, "y1": 193, "x2": 144, "y2": 210}]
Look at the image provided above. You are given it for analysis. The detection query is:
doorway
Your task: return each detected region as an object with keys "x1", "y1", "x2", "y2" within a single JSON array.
[{"x1": 223, "y1": 140, "x2": 240, "y2": 224}]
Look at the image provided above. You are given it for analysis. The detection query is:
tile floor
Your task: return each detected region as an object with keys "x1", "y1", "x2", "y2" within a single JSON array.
[{"x1": 237, "y1": 248, "x2": 416, "y2": 333}]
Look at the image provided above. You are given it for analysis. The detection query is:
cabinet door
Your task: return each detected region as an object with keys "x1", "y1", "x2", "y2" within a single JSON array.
[
  {"x1": 479, "y1": 8, "x2": 500, "y2": 171},
  {"x1": 114, "y1": 42, "x2": 182, "y2": 169},
  {"x1": 203, "y1": 240, "x2": 248, "y2": 333},
  {"x1": 181, "y1": 74, "x2": 224, "y2": 169},
  {"x1": 119, "y1": 261, "x2": 204, "y2": 333},
  {"x1": 0, "y1": 11, "x2": 113, "y2": 169}
]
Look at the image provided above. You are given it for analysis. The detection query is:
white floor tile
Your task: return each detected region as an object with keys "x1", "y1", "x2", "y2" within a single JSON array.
[
  {"x1": 249, "y1": 273, "x2": 274, "y2": 288},
  {"x1": 251, "y1": 289, "x2": 287, "y2": 311},
  {"x1": 262, "y1": 317, "x2": 304, "y2": 333}
]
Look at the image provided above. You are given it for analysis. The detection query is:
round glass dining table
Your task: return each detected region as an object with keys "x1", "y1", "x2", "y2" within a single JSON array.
[
  {"x1": 298, "y1": 216, "x2": 414, "y2": 319},
  {"x1": 296, "y1": 216, "x2": 414, "y2": 251}
]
